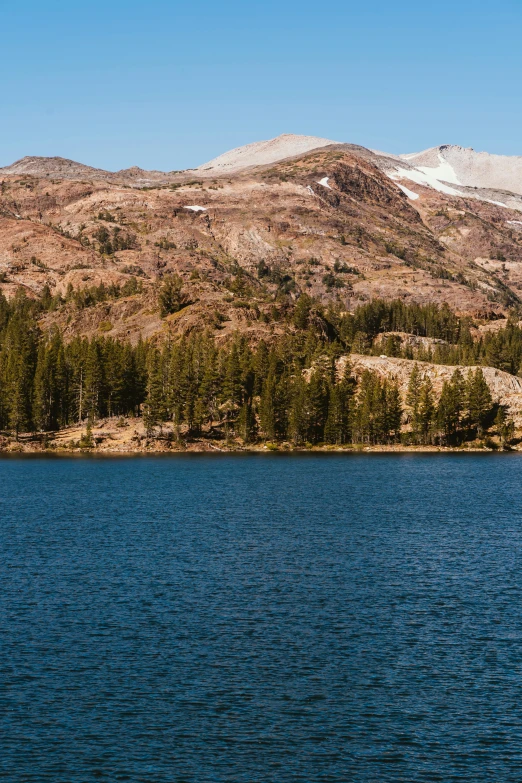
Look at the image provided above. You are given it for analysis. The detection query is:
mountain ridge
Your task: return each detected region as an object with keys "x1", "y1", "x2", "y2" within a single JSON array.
[
  {"x1": 3, "y1": 134, "x2": 521, "y2": 205},
  {"x1": 2, "y1": 137, "x2": 522, "y2": 345}
]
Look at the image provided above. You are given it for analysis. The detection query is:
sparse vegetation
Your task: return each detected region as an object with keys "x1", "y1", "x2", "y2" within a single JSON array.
[
  {"x1": 158, "y1": 274, "x2": 188, "y2": 317},
  {"x1": 93, "y1": 225, "x2": 138, "y2": 255}
]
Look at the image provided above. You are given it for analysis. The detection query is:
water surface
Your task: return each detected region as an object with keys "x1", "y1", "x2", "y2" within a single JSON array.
[{"x1": 2, "y1": 454, "x2": 522, "y2": 782}]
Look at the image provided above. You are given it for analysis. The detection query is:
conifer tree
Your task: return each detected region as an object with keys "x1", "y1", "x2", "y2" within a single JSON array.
[
  {"x1": 406, "y1": 364, "x2": 422, "y2": 442},
  {"x1": 158, "y1": 274, "x2": 186, "y2": 317},
  {"x1": 253, "y1": 340, "x2": 269, "y2": 396},
  {"x1": 385, "y1": 379, "x2": 402, "y2": 442},
  {"x1": 307, "y1": 368, "x2": 328, "y2": 443},
  {"x1": 238, "y1": 401, "x2": 257, "y2": 443},
  {"x1": 84, "y1": 339, "x2": 104, "y2": 420},
  {"x1": 259, "y1": 370, "x2": 277, "y2": 440},
  {"x1": 3, "y1": 312, "x2": 36, "y2": 437},
  {"x1": 289, "y1": 374, "x2": 309, "y2": 445},
  {"x1": 33, "y1": 341, "x2": 53, "y2": 431},
  {"x1": 418, "y1": 377, "x2": 435, "y2": 444},
  {"x1": 223, "y1": 342, "x2": 243, "y2": 407},
  {"x1": 436, "y1": 369, "x2": 464, "y2": 444},
  {"x1": 466, "y1": 368, "x2": 493, "y2": 436},
  {"x1": 143, "y1": 350, "x2": 165, "y2": 437},
  {"x1": 495, "y1": 407, "x2": 515, "y2": 446}
]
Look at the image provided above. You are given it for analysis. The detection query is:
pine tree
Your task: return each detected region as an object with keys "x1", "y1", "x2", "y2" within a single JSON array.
[
  {"x1": 353, "y1": 370, "x2": 383, "y2": 444},
  {"x1": 418, "y1": 377, "x2": 435, "y2": 444},
  {"x1": 436, "y1": 369, "x2": 464, "y2": 444},
  {"x1": 307, "y1": 368, "x2": 328, "y2": 443},
  {"x1": 158, "y1": 274, "x2": 186, "y2": 317},
  {"x1": 495, "y1": 407, "x2": 515, "y2": 446},
  {"x1": 253, "y1": 340, "x2": 269, "y2": 396},
  {"x1": 385, "y1": 379, "x2": 402, "y2": 442},
  {"x1": 406, "y1": 364, "x2": 422, "y2": 442},
  {"x1": 466, "y1": 368, "x2": 493, "y2": 437},
  {"x1": 437, "y1": 380, "x2": 455, "y2": 444},
  {"x1": 83, "y1": 339, "x2": 104, "y2": 421},
  {"x1": 143, "y1": 350, "x2": 165, "y2": 437},
  {"x1": 238, "y1": 401, "x2": 257, "y2": 443},
  {"x1": 33, "y1": 342, "x2": 52, "y2": 431},
  {"x1": 324, "y1": 367, "x2": 354, "y2": 445},
  {"x1": 289, "y1": 374, "x2": 309, "y2": 445},
  {"x1": 223, "y1": 342, "x2": 243, "y2": 407},
  {"x1": 198, "y1": 340, "x2": 220, "y2": 428},
  {"x1": 259, "y1": 370, "x2": 277, "y2": 440},
  {"x1": 3, "y1": 312, "x2": 36, "y2": 438}
]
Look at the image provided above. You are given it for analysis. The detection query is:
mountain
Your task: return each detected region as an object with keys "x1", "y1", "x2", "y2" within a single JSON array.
[
  {"x1": 399, "y1": 145, "x2": 522, "y2": 196},
  {"x1": 4, "y1": 137, "x2": 521, "y2": 203},
  {"x1": 195, "y1": 137, "x2": 522, "y2": 211},
  {"x1": 368, "y1": 145, "x2": 522, "y2": 212},
  {"x1": 2, "y1": 135, "x2": 522, "y2": 346},
  {"x1": 0, "y1": 156, "x2": 180, "y2": 187},
  {"x1": 0, "y1": 135, "x2": 341, "y2": 184},
  {"x1": 195, "y1": 133, "x2": 339, "y2": 175},
  {"x1": 0, "y1": 156, "x2": 111, "y2": 180}
]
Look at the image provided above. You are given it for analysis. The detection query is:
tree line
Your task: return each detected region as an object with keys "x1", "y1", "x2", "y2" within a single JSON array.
[
  {"x1": 23, "y1": 270, "x2": 522, "y2": 377},
  {"x1": 1, "y1": 288, "x2": 511, "y2": 446}
]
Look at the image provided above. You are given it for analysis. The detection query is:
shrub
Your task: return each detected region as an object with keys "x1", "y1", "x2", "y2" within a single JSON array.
[{"x1": 158, "y1": 274, "x2": 188, "y2": 317}]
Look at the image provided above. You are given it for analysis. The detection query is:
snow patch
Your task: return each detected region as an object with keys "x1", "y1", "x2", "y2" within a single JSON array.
[
  {"x1": 306, "y1": 185, "x2": 315, "y2": 195},
  {"x1": 390, "y1": 166, "x2": 464, "y2": 197},
  {"x1": 184, "y1": 205, "x2": 207, "y2": 212},
  {"x1": 417, "y1": 153, "x2": 461, "y2": 186},
  {"x1": 508, "y1": 220, "x2": 522, "y2": 226},
  {"x1": 398, "y1": 184, "x2": 419, "y2": 201},
  {"x1": 396, "y1": 145, "x2": 522, "y2": 197},
  {"x1": 318, "y1": 176, "x2": 331, "y2": 189},
  {"x1": 486, "y1": 199, "x2": 507, "y2": 208}
]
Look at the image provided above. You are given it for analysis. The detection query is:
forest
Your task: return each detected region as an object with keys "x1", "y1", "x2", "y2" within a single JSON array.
[{"x1": 0, "y1": 287, "x2": 518, "y2": 447}]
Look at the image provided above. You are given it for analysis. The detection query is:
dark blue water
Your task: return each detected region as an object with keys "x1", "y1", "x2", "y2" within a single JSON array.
[{"x1": 2, "y1": 454, "x2": 522, "y2": 782}]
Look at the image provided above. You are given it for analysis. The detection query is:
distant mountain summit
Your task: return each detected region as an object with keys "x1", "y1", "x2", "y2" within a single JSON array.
[
  {"x1": 0, "y1": 156, "x2": 108, "y2": 179},
  {"x1": 396, "y1": 145, "x2": 522, "y2": 197},
  {"x1": 196, "y1": 133, "x2": 339, "y2": 174},
  {"x1": 1, "y1": 136, "x2": 521, "y2": 203},
  {"x1": 0, "y1": 157, "x2": 179, "y2": 186}
]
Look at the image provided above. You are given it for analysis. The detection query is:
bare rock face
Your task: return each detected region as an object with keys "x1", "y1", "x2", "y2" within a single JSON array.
[{"x1": 345, "y1": 354, "x2": 522, "y2": 424}]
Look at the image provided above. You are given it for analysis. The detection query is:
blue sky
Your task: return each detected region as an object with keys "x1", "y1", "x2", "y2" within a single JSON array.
[{"x1": 1, "y1": 0, "x2": 521, "y2": 170}]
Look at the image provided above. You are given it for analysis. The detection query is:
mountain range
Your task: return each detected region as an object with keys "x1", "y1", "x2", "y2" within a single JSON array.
[
  {"x1": 3, "y1": 133, "x2": 522, "y2": 205},
  {"x1": 1, "y1": 133, "x2": 522, "y2": 343}
]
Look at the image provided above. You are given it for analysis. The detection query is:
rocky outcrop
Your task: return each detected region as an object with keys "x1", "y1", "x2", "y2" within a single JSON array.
[{"x1": 342, "y1": 354, "x2": 522, "y2": 423}]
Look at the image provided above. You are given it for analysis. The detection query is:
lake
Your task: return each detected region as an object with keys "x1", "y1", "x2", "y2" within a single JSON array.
[{"x1": 2, "y1": 453, "x2": 522, "y2": 782}]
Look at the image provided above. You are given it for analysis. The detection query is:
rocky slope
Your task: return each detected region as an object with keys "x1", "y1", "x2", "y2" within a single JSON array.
[
  {"x1": 195, "y1": 133, "x2": 339, "y2": 175},
  {"x1": 346, "y1": 354, "x2": 522, "y2": 425},
  {"x1": 398, "y1": 145, "x2": 522, "y2": 197},
  {"x1": 2, "y1": 138, "x2": 522, "y2": 343}
]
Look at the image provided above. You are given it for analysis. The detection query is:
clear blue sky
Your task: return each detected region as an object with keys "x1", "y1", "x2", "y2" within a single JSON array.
[{"x1": 1, "y1": 0, "x2": 521, "y2": 171}]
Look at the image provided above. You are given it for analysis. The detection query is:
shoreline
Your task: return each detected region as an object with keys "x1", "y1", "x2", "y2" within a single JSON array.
[
  {"x1": 1, "y1": 417, "x2": 516, "y2": 456},
  {"x1": 0, "y1": 441, "x2": 517, "y2": 456}
]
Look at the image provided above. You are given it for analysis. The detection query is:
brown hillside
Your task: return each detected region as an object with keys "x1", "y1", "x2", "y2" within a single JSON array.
[{"x1": 2, "y1": 147, "x2": 522, "y2": 341}]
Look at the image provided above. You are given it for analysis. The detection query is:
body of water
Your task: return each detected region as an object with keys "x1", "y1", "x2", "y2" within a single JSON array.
[{"x1": 2, "y1": 454, "x2": 522, "y2": 782}]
